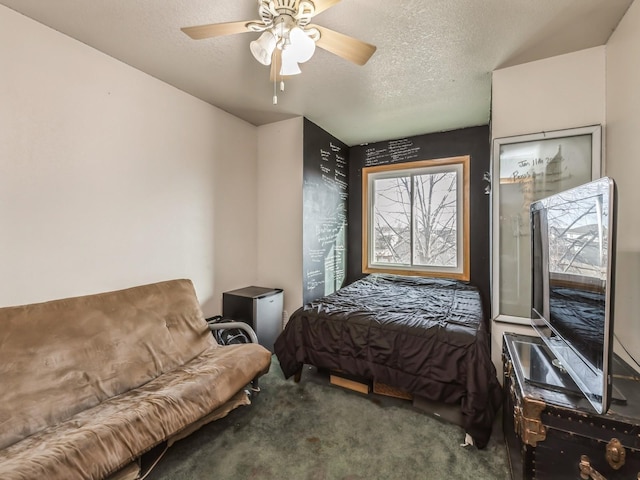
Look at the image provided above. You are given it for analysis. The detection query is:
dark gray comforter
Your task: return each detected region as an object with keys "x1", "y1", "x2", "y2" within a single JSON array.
[{"x1": 274, "y1": 274, "x2": 501, "y2": 448}]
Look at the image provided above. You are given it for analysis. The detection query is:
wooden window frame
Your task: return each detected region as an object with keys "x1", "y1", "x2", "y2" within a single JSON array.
[{"x1": 362, "y1": 155, "x2": 470, "y2": 280}]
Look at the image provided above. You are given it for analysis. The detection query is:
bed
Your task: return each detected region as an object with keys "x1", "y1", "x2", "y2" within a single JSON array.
[{"x1": 274, "y1": 274, "x2": 502, "y2": 449}]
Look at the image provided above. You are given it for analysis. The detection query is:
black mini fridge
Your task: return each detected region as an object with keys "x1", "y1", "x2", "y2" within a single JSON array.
[{"x1": 222, "y1": 286, "x2": 283, "y2": 353}]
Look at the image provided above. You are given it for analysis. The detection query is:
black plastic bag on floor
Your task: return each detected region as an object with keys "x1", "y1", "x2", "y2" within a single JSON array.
[{"x1": 206, "y1": 315, "x2": 250, "y2": 345}]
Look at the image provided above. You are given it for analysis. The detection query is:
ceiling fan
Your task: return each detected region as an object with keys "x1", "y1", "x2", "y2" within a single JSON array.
[{"x1": 181, "y1": 0, "x2": 377, "y2": 103}]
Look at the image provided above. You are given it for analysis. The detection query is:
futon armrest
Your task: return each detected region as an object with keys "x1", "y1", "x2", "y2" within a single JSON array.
[{"x1": 206, "y1": 321, "x2": 259, "y2": 344}]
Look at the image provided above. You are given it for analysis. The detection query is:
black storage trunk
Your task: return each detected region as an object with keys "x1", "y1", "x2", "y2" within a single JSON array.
[{"x1": 503, "y1": 333, "x2": 640, "y2": 480}]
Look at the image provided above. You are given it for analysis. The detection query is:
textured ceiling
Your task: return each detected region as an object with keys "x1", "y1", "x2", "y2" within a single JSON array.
[{"x1": 0, "y1": 0, "x2": 633, "y2": 146}]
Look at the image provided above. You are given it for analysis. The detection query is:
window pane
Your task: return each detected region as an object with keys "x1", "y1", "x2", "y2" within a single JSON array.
[
  {"x1": 373, "y1": 177, "x2": 411, "y2": 265},
  {"x1": 413, "y1": 172, "x2": 458, "y2": 267}
]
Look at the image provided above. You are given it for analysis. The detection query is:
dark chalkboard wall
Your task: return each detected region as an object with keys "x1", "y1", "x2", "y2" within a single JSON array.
[
  {"x1": 303, "y1": 119, "x2": 349, "y2": 304},
  {"x1": 347, "y1": 126, "x2": 492, "y2": 319}
]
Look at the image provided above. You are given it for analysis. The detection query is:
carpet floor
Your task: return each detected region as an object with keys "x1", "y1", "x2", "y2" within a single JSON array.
[{"x1": 144, "y1": 356, "x2": 510, "y2": 480}]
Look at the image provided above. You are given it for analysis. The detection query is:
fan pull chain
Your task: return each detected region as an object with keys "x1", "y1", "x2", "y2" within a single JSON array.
[
  {"x1": 273, "y1": 76, "x2": 277, "y2": 105},
  {"x1": 273, "y1": 53, "x2": 278, "y2": 104},
  {"x1": 273, "y1": 47, "x2": 279, "y2": 105}
]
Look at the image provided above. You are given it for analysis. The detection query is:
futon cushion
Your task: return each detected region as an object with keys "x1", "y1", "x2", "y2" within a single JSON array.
[
  {"x1": 0, "y1": 279, "x2": 215, "y2": 450},
  {"x1": 0, "y1": 343, "x2": 271, "y2": 480}
]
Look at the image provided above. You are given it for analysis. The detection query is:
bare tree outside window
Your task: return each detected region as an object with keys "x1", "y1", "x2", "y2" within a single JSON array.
[
  {"x1": 372, "y1": 172, "x2": 458, "y2": 268},
  {"x1": 414, "y1": 172, "x2": 457, "y2": 267},
  {"x1": 373, "y1": 176, "x2": 411, "y2": 265}
]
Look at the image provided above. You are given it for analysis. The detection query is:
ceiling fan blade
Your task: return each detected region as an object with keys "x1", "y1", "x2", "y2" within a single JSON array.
[
  {"x1": 311, "y1": 25, "x2": 376, "y2": 66},
  {"x1": 312, "y1": 0, "x2": 342, "y2": 16},
  {"x1": 181, "y1": 20, "x2": 252, "y2": 40}
]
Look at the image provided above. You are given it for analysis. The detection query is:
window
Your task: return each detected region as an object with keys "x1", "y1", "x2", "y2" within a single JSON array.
[{"x1": 362, "y1": 156, "x2": 470, "y2": 280}]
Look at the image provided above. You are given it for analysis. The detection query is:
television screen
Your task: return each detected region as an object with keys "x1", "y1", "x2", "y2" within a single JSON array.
[{"x1": 530, "y1": 176, "x2": 617, "y2": 414}]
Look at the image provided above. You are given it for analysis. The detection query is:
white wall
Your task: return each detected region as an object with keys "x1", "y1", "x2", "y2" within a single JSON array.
[
  {"x1": 492, "y1": 47, "x2": 606, "y2": 139},
  {"x1": 0, "y1": 6, "x2": 258, "y2": 315},
  {"x1": 605, "y1": 0, "x2": 640, "y2": 368},
  {"x1": 208, "y1": 115, "x2": 259, "y2": 315},
  {"x1": 256, "y1": 118, "x2": 304, "y2": 322},
  {"x1": 490, "y1": 46, "x2": 607, "y2": 373}
]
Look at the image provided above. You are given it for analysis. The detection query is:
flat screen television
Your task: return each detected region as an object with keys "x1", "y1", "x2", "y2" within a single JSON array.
[{"x1": 530, "y1": 176, "x2": 617, "y2": 414}]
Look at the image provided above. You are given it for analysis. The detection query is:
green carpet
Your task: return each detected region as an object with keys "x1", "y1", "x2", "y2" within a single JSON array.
[{"x1": 145, "y1": 356, "x2": 510, "y2": 480}]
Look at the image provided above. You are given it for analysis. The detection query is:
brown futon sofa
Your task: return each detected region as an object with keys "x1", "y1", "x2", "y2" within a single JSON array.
[{"x1": 0, "y1": 279, "x2": 272, "y2": 480}]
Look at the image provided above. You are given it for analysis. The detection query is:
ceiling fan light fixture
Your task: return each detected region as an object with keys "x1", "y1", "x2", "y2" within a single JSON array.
[
  {"x1": 250, "y1": 31, "x2": 277, "y2": 65},
  {"x1": 280, "y1": 47, "x2": 302, "y2": 75},
  {"x1": 288, "y1": 27, "x2": 316, "y2": 63}
]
